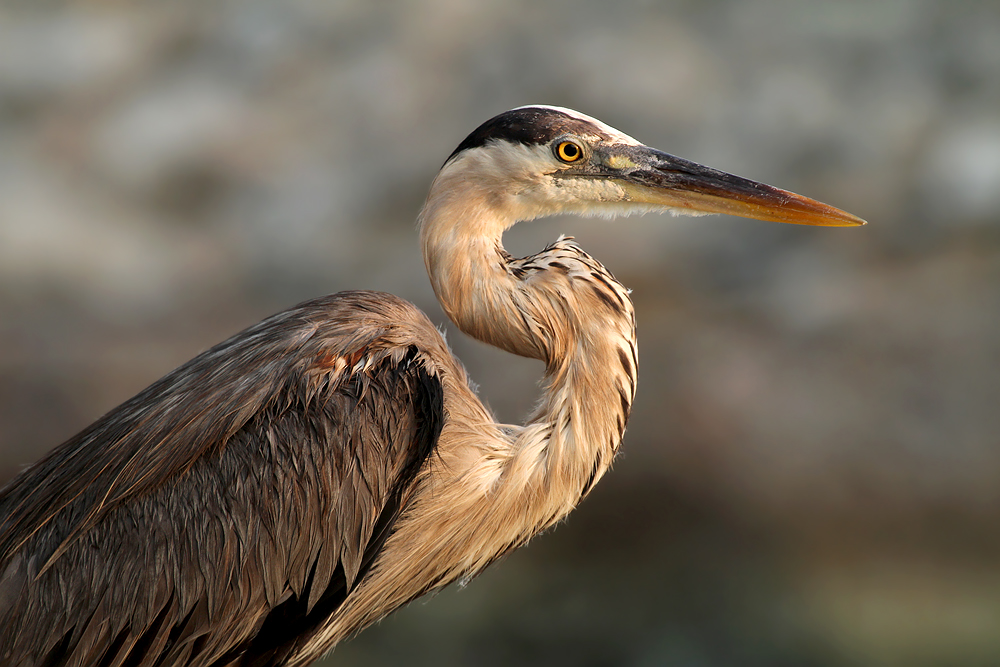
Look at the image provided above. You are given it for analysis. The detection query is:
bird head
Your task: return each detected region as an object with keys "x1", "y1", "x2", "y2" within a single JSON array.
[{"x1": 428, "y1": 105, "x2": 865, "y2": 231}]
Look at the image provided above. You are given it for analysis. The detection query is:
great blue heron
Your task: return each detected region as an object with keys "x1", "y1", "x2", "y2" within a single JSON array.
[{"x1": 0, "y1": 106, "x2": 864, "y2": 666}]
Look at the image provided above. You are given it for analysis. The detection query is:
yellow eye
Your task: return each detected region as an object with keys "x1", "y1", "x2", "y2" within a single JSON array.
[{"x1": 555, "y1": 140, "x2": 584, "y2": 163}]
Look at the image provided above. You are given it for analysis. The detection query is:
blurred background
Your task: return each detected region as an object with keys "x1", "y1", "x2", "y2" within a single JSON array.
[{"x1": 1, "y1": 0, "x2": 999, "y2": 665}]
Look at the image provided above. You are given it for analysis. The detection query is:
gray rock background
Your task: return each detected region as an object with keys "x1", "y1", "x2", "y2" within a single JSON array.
[{"x1": 1, "y1": 1, "x2": 999, "y2": 665}]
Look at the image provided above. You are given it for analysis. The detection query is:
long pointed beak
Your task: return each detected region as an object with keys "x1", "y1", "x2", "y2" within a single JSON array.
[{"x1": 610, "y1": 146, "x2": 866, "y2": 227}]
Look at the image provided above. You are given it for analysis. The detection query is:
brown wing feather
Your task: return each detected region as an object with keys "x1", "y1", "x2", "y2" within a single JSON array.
[{"x1": 0, "y1": 291, "x2": 446, "y2": 667}]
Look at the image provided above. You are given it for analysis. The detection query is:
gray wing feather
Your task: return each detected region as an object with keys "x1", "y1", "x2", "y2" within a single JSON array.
[{"x1": 0, "y1": 291, "x2": 446, "y2": 667}]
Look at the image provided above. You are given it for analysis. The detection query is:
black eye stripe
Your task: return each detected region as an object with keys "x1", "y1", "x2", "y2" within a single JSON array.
[{"x1": 447, "y1": 107, "x2": 612, "y2": 164}]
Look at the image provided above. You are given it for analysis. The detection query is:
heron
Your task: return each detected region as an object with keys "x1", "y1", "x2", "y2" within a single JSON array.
[{"x1": 0, "y1": 106, "x2": 864, "y2": 666}]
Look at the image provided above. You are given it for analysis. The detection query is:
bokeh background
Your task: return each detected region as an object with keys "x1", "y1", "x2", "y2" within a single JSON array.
[{"x1": 2, "y1": 1, "x2": 999, "y2": 665}]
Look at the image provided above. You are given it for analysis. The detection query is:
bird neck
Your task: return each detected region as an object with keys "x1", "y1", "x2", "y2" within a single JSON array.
[
  {"x1": 418, "y1": 171, "x2": 539, "y2": 360},
  {"x1": 418, "y1": 184, "x2": 637, "y2": 504},
  {"x1": 323, "y1": 192, "x2": 638, "y2": 643}
]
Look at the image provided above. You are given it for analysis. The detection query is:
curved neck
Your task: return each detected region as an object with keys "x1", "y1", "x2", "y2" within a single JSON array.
[
  {"x1": 418, "y1": 171, "x2": 637, "y2": 502},
  {"x1": 418, "y1": 164, "x2": 540, "y2": 360},
  {"x1": 321, "y1": 173, "x2": 640, "y2": 646}
]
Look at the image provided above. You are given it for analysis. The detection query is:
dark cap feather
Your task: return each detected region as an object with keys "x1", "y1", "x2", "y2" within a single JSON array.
[{"x1": 446, "y1": 106, "x2": 612, "y2": 163}]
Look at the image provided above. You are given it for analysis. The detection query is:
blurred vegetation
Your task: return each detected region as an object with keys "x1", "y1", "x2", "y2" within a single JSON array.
[{"x1": 1, "y1": 1, "x2": 999, "y2": 665}]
